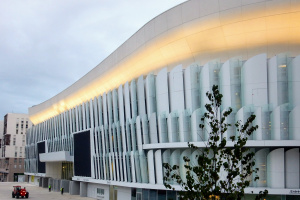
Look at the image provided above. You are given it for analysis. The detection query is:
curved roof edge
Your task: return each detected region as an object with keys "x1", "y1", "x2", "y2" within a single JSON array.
[{"x1": 29, "y1": 0, "x2": 300, "y2": 124}]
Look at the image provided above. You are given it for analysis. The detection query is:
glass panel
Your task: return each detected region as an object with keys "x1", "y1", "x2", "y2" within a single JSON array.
[
  {"x1": 225, "y1": 112, "x2": 235, "y2": 140},
  {"x1": 167, "y1": 190, "x2": 176, "y2": 200},
  {"x1": 244, "y1": 194, "x2": 281, "y2": 200},
  {"x1": 109, "y1": 185, "x2": 114, "y2": 200},
  {"x1": 135, "y1": 151, "x2": 141, "y2": 183},
  {"x1": 136, "y1": 193, "x2": 142, "y2": 200},
  {"x1": 127, "y1": 153, "x2": 132, "y2": 182},
  {"x1": 280, "y1": 105, "x2": 289, "y2": 140},
  {"x1": 158, "y1": 190, "x2": 166, "y2": 200},
  {"x1": 277, "y1": 54, "x2": 288, "y2": 106},
  {"x1": 114, "y1": 189, "x2": 118, "y2": 200},
  {"x1": 262, "y1": 105, "x2": 271, "y2": 140},
  {"x1": 254, "y1": 149, "x2": 269, "y2": 187},
  {"x1": 142, "y1": 189, "x2": 149, "y2": 200},
  {"x1": 230, "y1": 59, "x2": 242, "y2": 112},
  {"x1": 149, "y1": 190, "x2": 157, "y2": 200},
  {"x1": 209, "y1": 60, "x2": 221, "y2": 87},
  {"x1": 62, "y1": 162, "x2": 73, "y2": 180},
  {"x1": 287, "y1": 195, "x2": 300, "y2": 200},
  {"x1": 131, "y1": 188, "x2": 136, "y2": 200},
  {"x1": 140, "y1": 151, "x2": 149, "y2": 183}
]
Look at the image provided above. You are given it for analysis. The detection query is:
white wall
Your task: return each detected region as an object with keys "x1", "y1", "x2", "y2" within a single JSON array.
[
  {"x1": 46, "y1": 162, "x2": 61, "y2": 179},
  {"x1": 267, "y1": 148, "x2": 284, "y2": 188},
  {"x1": 242, "y1": 54, "x2": 268, "y2": 107},
  {"x1": 87, "y1": 183, "x2": 109, "y2": 199}
]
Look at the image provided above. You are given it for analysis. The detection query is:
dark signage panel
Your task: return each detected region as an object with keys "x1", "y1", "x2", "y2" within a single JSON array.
[
  {"x1": 37, "y1": 141, "x2": 46, "y2": 173},
  {"x1": 74, "y1": 130, "x2": 91, "y2": 177}
]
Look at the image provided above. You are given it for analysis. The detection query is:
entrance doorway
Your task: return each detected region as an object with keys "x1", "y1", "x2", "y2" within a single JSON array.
[{"x1": 109, "y1": 185, "x2": 118, "y2": 200}]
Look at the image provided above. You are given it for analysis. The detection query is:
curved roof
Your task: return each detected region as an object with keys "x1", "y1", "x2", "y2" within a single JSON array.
[{"x1": 29, "y1": 0, "x2": 300, "y2": 124}]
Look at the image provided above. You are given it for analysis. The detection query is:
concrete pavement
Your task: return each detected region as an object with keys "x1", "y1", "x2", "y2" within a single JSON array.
[{"x1": 0, "y1": 182, "x2": 95, "y2": 200}]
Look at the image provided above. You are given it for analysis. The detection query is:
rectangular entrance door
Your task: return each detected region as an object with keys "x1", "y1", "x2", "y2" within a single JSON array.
[{"x1": 109, "y1": 185, "x2": 118, "y2": 200}]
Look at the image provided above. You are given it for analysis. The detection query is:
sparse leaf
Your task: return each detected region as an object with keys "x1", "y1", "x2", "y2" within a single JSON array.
[{"x1": 163, "y1": 85, "x2": 267, "y2": 200}]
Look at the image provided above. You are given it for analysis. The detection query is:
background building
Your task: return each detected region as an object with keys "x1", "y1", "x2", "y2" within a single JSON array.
[
  {"x1": 25, "y1": 0, "x2": 300, "y2": 199},
  {"x1": 0, "y1": 120, "x2": 3, "y2": 181},
  {"x1": 0, "y1": 113, "x2": 32, "y2": 182}
]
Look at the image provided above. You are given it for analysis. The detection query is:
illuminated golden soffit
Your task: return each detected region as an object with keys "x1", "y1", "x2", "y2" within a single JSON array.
[{"x1": 29, "y1": 0, "x2": 300, "y2": 124}]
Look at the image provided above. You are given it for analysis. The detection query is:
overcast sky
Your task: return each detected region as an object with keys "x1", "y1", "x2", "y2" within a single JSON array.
[{"x1": 0, "y1": 0, "x2": 186, "y2": 120}]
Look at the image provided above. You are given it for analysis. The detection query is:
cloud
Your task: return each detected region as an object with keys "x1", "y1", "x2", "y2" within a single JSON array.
[{"x1": 0, "y1": 0, "x2": 186, "y2": 120}]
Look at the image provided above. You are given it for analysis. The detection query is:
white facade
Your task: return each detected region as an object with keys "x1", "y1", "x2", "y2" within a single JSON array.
[
  {"x1": 25, "y1": 53, "x2": 300, "y2": 199},
  {"x1": 25, "y1": 0, "x2": 300, "y2": 199}
]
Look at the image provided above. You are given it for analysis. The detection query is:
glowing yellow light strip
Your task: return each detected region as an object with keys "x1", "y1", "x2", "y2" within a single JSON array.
[{"x1": 29, "y1": 2, "x2": 300, "y2": 125}]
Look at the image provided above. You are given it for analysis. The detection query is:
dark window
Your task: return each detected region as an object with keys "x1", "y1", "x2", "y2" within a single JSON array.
[
  {"x1": 131, "y1": 188, "x2": 136, "y2": 200},
  {"x1": 158, "y1": 190, "x2": 166, "y2": 200},
  {"x1": 142, "y1": 189, "x2": 149, "y2": 200},
  {"x1": 37, "y1": 141, "x2": 46, "y2": 173},
  {"x1": 74, "y1": 130, "x2": 91, "y2": 177},
  {"x1": 167, "y1": 191, "x2": 177, "y2": 200},
  {"x1": 149, "y1": 190, "x2": 157, "y2": 200}
]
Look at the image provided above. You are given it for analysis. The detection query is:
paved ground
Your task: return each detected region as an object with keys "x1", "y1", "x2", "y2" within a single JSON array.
[{"x1": 0, "y1": 182, "x2": 95, "y2": 200}]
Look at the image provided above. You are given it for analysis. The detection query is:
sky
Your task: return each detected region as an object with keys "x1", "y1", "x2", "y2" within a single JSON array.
[{"x1": 0, "y1": 0, "x2": 186, "y2": 120}]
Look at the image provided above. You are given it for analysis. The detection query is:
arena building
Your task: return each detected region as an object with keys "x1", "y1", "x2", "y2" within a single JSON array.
[{"x1": 25, "y1": 0, "x2": 300, "y2": 199}]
